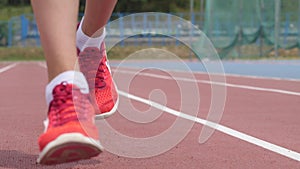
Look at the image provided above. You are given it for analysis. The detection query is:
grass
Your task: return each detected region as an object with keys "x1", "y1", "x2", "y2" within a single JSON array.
[
  {"x1": 0, "y1": 45, "x2": 196, "y2": 61},
  {"x1": 0, "y1": 47, "x2": 44, "y2": 61},
  {"x1": 107, "y1": 45, "x2": 197, "y2": 60},
  {"x1": 0, "y1": 6, "x2": 32, "y2": 21},
  {"x1": 0, "y1": 46, "x2": 299, "y2": 61}
]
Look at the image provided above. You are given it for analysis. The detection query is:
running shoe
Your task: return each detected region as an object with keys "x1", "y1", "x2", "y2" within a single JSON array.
[
  {"x1": 37, "y1": 82, "x2": 103, "y2": 165},
  {"x1": 78, "y1": 44, "x2": 119, "y2": 119}
]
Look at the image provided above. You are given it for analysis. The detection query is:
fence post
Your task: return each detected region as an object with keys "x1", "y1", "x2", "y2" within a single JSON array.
[
  {"x1": 190, "y1": 0, "x2": 195, "y2": 60},
  {"x1": 8, "y1": 20, "x2": 12, "y2": 47},
  {"x1": 162, "y1": 14, "x2": 171, "y2": 46},
  {"x1": 298, "y1": 0, "x2": 300, "y2": 56},
  {"x1": 259, "y1": 0, "x2": 265, "y2": 58},
  {"x1": 148, "y1": 22, "x2": 152, "y2": 46},
  {"x1": 200, "y1": 0, "x2": 205, "y2": 29},
  {"x1": 143, "y1": 13, "x2": 148, "y2": 43},
  {"x1": 131, "y1": 14, "x2": 138, "y2": 46},
  {"x1": 237, "y1": 0, "x2": 243, "y2": 58},
  {"x1": 21, "y1": 15, "x2": 29, "y2": 47},
  {"x1": 205, "y1": 0, "x2": 212, "y2": 38},
  {"x1": 156, "y1": 13, "x2": 161, "y2": 44},
  {"x1": 297, "y1": 0, "x2": 300, "y2": 56},
  {"x1": 119, "y1": 13, "x2": 125, "y2": 47},
  {"x1": 274, "y1": 0, "x2": 281, "y2": 57},
  {"x1": 283, "y1": 13, "x2": 290, "y2": 49},
  {"x1": 175, "y1": 25, "x2": 179, "y2": 46}
]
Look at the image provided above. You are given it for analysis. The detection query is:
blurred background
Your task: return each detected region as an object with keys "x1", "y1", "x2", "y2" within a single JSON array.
[{"x1": 0, "y1": 0, "x2": 300, "y2": 60}]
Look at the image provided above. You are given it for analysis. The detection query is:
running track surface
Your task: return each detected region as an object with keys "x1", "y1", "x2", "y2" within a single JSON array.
[{"x1": 0, "y1": 61, "x2": 300, "y2": 169}]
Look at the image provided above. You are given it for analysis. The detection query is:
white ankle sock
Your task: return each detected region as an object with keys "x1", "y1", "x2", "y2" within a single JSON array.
[
  {"x1": 76, "y1": 17, "x2": 106, "y2": 52},
  {"x1": 45, "y1": 71, "x2": 89, "y2": 106}
]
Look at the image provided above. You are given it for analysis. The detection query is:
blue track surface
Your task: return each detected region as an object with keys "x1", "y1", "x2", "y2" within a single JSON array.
[{"x1": 112, "y1": 60, "x2": 300, "y2": 80}]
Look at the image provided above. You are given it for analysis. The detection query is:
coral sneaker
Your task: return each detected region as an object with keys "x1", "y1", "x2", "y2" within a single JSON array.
[
  {"x1": 78, "y1": 44, "x2": 119, "y2": 119},
  {"x1": 37, "y1": 82, "x2": 103, "y2": 165}
]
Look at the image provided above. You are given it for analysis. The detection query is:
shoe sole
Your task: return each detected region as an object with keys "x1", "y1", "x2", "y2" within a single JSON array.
[
  {"x1": 37, "y1": 133, "x2": 103, "y2": 165},
  {"x1": 95, "y1": 86, "x2": 120, "y2": 120}
]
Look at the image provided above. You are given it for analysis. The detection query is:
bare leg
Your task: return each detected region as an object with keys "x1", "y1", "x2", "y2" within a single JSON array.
[
  {"x1": 82, "y1": 0, "x2": 117, "y2": 37},
  {"x1": 32, "y1": 1, "x2": 103, "y2": 165},
  {"x1": 76, "y1": 0, "x2": 119, "y2": 119},
  {"x1": 31, "y1": 0, "x2": 79, "y2": 81}
]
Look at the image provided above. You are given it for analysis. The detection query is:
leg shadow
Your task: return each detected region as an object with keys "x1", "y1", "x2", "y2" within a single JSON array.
[{"x1": 0, "y1": 150, "x2": 101, "y2": 169}]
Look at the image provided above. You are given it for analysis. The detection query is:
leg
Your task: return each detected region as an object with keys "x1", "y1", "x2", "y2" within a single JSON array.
[
  {"x1": 76, "y1": 0, "x2": 119, "y2": 119},
  {"x1": 31, "y1": 0, "x2": 103, "y2": 164},
  {"x1": 82, "y1": 0, "x2": 117, "y2": 37},
  {"x1": 31, "y1": 0, "x2": 79, "y2": 81}
]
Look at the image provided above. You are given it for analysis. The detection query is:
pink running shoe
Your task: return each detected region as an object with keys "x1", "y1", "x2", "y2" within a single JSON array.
[
  {"x1": 37, "y1": 82, "x2": 103, "y2": 165},
  {"x1": 78, "y1": 44, "x2": 119, "y2": 119}
]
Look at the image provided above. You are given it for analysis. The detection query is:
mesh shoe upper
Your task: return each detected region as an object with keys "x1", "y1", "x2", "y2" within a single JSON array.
[
  {"x1": 78, "y1": 44, "x2": 118, "y2": 116},
  {"x1": 38, "y1": 82, "x2": 99, "y2": 151}
]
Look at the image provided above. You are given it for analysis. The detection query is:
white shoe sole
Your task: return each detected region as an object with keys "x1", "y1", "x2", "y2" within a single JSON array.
[{"x1": 37, "y1": 133, "x2": 103, "y2": 165}]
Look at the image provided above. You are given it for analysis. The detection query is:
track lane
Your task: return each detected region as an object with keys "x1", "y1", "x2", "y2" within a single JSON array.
[{"x1": 0, "y1": 62, "x2": 299, "y2": 168}]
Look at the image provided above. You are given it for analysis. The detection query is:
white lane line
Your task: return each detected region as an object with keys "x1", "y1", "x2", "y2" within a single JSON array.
[
  {"x1": 118, "y1": 90, "x2": 300, "y2": 162},
  {"x1": 111, "y1": 65, "x2": 300, "y2": 82},
  {"x1": 37, "y1": 62, "x2": 47, "y2": 68},
  {"x1": 112, "y1": 69, "x2": 300, "y2": 96},
  {"x1": 0, "y1": 63, "x2": 18, "y2": 74},
  {"x1": 193, "y1": 71, "x2": 300, "y2": 82},
  {"x1": 39, "y1": 62, "x2": 300, "y2": 96}
]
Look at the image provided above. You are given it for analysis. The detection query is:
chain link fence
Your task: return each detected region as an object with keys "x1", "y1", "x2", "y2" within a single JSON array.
[
  {"x1": 203, "y1": 0, "x2": 300, "y2": 58},
  {"x1": 1, "y1": 4, "x2": 300, "y2": 59}
]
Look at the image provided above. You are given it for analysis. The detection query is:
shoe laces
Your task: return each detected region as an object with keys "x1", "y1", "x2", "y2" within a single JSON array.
[
  {"x1": 48, "y1": 82, "x2": 89, "y2": 127},
  {"x1": 94, "y1": 57, "x2": 107, "y2": 89}
]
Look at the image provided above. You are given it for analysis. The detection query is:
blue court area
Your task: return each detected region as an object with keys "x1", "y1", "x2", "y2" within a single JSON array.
[{"x1": 112, "y1": 59, "x2": 300, "y2": 80}]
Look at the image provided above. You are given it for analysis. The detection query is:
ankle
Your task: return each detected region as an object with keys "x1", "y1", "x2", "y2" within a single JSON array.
[
  {"x1": 76, "y1": 17, "x2": 106, "y2": 52},
  {"x1": 81, "y1": 20, "x2": 104, "y2": 38}
]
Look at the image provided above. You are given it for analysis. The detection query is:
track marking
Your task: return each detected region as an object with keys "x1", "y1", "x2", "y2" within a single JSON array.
[
  {"x1": 37, "y1": 62, "x2": 47, "y2": 68},
  {"x1": 193, "y1": 71, "x2": 300, "y2": 82},
  {"x1": 0, "y1": 63, "x2": 18, "y2": 74},
  {"x1": 118, "y1": 90, "x2": 300, "y2": 162},
  {"x1": 111, "y1": 63, "x2": 300, "y2": 82},
  {"x1": 38, "y1": 61, "x2": 300, "y2": 82},
  {"x1": 38, "y1": 62, "x2": 300, "y2": 95},
  {"x1": 112, "y1": 68, "x2": 300, "y2": 96}
]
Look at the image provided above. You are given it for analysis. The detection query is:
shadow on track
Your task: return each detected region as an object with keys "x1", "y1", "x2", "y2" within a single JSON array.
[{"x1": 0, "y1": 150, "x2": 101, "y2": 169}]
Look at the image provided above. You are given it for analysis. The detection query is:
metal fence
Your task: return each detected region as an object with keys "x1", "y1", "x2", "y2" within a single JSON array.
[
  {"x1": 205, "y1": 0, "x2": 300, "y2": 58},
  {"x1": 1, "y1": 10, "x2": 300, "y2": 58},
  {"x1": 0, "y1": 14, "x2": 40, "y2": 47},
  {"x1": 0, "y1": 12, "x2": 204, "y2": 48}
]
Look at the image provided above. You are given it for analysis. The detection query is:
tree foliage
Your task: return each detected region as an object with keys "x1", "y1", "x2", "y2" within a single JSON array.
[
  {"x1": 1, "y1": 0, "x2": 30, "y2": 6},
  {"x1": 113, "y1": 0, "x2": 193, "y2": 13},
  {"x1": 1, "y1": 0, "x2": 199, "y2": 13}
]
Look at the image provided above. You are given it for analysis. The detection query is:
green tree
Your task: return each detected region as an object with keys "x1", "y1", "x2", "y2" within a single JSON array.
[
  {"x1": 7, "y1": 0, "x2": 30, "y2": 6},
  {"x1": 113, "y1": 0, "x2": 194, "y2": 13}
]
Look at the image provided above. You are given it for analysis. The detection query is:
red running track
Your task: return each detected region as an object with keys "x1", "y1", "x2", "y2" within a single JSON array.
[{"x1": 0, "y1": 62, "x2": 300, "y2": 169}]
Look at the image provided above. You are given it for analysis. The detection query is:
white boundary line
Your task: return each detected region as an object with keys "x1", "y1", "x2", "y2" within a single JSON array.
[
  {"x1": 112, "y1": 68, "x2": 300, "y2": 96},
  {"x1": 0, "y1": 63, "x2": 18, "y2": 74},
  {"x1": 37, "y1": 62, "x2": 47, "y2": 68},
  {"x1": 118, "y1": 90, "x2": 300, "y2": 162},
  {"x1": 193, "y1": 70, "x2": 300, "y2": 82}
]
